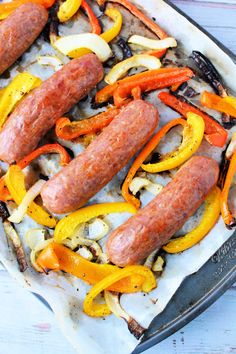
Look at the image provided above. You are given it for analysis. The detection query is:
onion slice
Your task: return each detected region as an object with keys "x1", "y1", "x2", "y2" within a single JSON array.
[
  {"x1": 37, "y1": 56, "x2": 64, "y2": 71},
  {"x1": 129, "y1": 177, "x2": 163, "y2": 196},
  {"x1": 105, "y1": 54, "x2": 161, "y2": 85},
  {"x1": 104, "y1": 291, "x2": 146, "y2": 339},
  {"x1": 8, "y1": 180, "x2": 46, "y2": 224},
  {"x1": 54, "y1": 34, "x2": 113, "y2": 62},
  {"x1": 128, "y1": 35, "x2": 177, "y2": 50},
  {"x1": 88, "y1": 218, "x2": 109, "y2": 240},
  {"x1": 25, "y1": 228, "x2": 48, "y2": 250},
  {"x1": 226, "y1": 132, "x2": 236, "y2": 159}
]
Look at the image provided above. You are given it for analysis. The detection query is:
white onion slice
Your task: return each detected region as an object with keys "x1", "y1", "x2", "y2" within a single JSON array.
[
  {"x1": 54, "y1": 34, "x2": 112, "y2": 62},
  {"x1": 152, "y1": 256, "x2": 165, "y2": 272},
  {"x1": 105, "y1": 54, "x2": 161, "y2": 85},
  {"x1": 8, "y1": 180, "x2": 46, "y2": 224},
  {"x1": 37, "y1": 56, "x2": 64, "y2": 71},
  {"x1": 226, "y1": 132, "x2": 236, "y2": 159},
  {"x1": 128, "y1": 35, "x2": 177, "y2": 50},
  {"x1": 129, "y1": 177, "x2": 163, "y2": 196},
  {"x1": 88, "y1": 218, "x2": 109, "y2": 240},
  {"x1": 30, "y1": 239, "x2": 53, "y2": 273},
  {"x1": 76, "y1": 247, "x2": 93, "y2": 260},
  {"x1": 25, "y1": 228, "x2": 48, "y2": 250}
]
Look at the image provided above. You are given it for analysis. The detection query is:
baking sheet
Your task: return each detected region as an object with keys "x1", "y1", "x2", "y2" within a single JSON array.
[{"x1": 0, "y1": 1, "x2": 236, "y2": 354}]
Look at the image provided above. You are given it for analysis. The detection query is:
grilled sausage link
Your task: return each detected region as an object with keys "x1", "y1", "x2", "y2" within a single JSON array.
[
  {"x1": 0, "y1": 3, "x2": 48, "y2": 75},
  {"x1": 107, "y1": 156, "x2": 219, "y2": 266},
  {"x1": 41, "y1": 100, "x2": 159, "y2": 214},
  {"x1": 0, "y1": 54, "x2": 104, "y2": 163}
]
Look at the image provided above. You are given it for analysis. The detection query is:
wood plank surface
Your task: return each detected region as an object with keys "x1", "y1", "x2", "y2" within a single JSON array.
[{"x1": 0, "y1": 1, "x2": 235, "y2": 354}]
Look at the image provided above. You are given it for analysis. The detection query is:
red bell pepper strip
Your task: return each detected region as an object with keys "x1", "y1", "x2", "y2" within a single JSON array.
[
  {"x1": 97, "y1": 0, "x2": 167, "y2": 40},
  {"x1": 55, "y1": 107, "x2": 121, "y2": 140},
  {"x1": 96, "y1": 67, "x2": 194, "y2": 105},
  {"x1": 113, "y1": 67, "x2": 194, "y2": 107},
  {"x1": 81, "y1": 0, "x2": 102, "y2": 35},
  {"x1": 17, "y1": 143, "x2": 71, "y2": 169},
  {"x1": 158, "y1": 91, "x2": 228, "y2": 148}
]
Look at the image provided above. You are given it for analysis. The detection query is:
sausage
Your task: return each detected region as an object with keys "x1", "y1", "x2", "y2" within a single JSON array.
[
  {"x1": 0, "y1": 3, "x2": 48, "y2": 75},
  {"x1": 0, "y1": 54, "x2": 104, "y2": 163},
  {"x1": 41, "y1": 100, "x2": 159, "y2": 214},
  {"x1": 106, "y1": 156, "x2": 219, "y2": 266}
]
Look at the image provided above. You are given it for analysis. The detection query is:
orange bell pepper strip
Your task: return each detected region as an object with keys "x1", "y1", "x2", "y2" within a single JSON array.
[
  {"x1": 55, "y1": 107, "x2": 120, "y2": 140},
  {"x1": 201, "y1": 91, "x2": 236, "y2": 118},
  {"x1": 113, "y1": 67, "x2": 194, "y2": 107},
  {"x1": 144, "y1": 49, "x2": 167, "y2": 59},
  {"x1": 17, "y1": 143, "x2": 71, "y2": 169},
  {"x1": 81, "y1": 0, "x2": 101, "y2": 35},
  {"x1": 220, "y1": 152, "x2": 236, "y2": 229},
  {"x1": 97, "y1": 0, "x2": 167, "y2": 40},
  {"x1": 0, "y1": 0, "x2": 55, "y2": 19},
  {"x1": 95, "y1": 67, "x2": 194, "y2": 104},
  {"x1": 122, "y1": 118, "x2": 186, "y2": 209},
  {"x1": 36, "y1": 242, "x2": 145, "y2": 293},
  {"x1": 158, "y1": 91, "x2": 228, "y2": 148}
]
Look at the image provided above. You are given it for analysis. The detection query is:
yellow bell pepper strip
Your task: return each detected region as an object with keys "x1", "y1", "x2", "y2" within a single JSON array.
[
  {"x1": 57, "y1": 0, "x2": 82, "y2": 23},
  {"x1": 54, "y1": 202, "x2": 137, "y2": 243},
  {"x1": 221, "y1": 152, "x2": 236, "y2": 228},
  {"x1": 96, "y1": 67, "x2": 194, "y2": 105},
  {"x1": 158, "y1": 91, "x2": 228, "y2": 148},
  {"x1": 122, "y1": 118, "x2": 186, "y2": 209},
  {"x1": 83, "y1": 265, "x2": 157, "y2": 317},
  {"x1": 55, "y1": 107, "x2": 121, "y2": 140},
  {"x1": 0, "y1": 73, "x2": 41, "y2": 129},
  {"x1": 104, "y1": 54, "x2": 161, "y2": 85},
  {"x1": 5, "y1": 165, "x2": 57, "y2": 228},
  {"x1": 97, "y1": 0, "x2": 168, "y2": 40},
  {"x1": 142, "y1": 113, "x2": 205, "y2": 173},
  {"x1": 163, "y1": 186, "x2": 221, "y2": 253},
  {"x1": 17, "y1": 143, "x2": 71, "y2": 169},
  {"x1": 0, "y1": 0, "x2": 55, "y2": 19},
  {"x1": 201, "y1": 91, "x2": 236, "y2": 118},
  {"x1": 36, "y1": 242, "x2": 145, "y2": 293},
  {"x1": 0, "y1": 176, "x2": 12, "y2": 202},
  {"x1": 68, "y1": 7, "x2": 122, "y2": 58}
]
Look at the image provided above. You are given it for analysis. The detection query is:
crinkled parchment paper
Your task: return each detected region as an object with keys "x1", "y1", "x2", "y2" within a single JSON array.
[{"x1": 0, "y1": 1, "x2": 235, "y2": 354}]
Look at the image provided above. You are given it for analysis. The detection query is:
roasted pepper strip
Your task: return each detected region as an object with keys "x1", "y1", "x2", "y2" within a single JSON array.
[
  {"x1": 68, "y1": 7, "x2": 121, "y2": 58},
  {"x1": 37, "y1": 243, "x2": 145, "y2": 293},
  {"x1": 97, "y1": 0, "x2": 167, "y2": 40},
  {"x1": 81, "y1": 0, "x2": 101, "y2": 34},
  {"x1": 221, "y1": 152, "x2": 236, "y2": 228},
  {"x1": 0, "y1": 73, "x2": 41, "y2": 129},
  {"x1": 122, "y1": 118, "x2": 187, "y2": 209},
  {"x1": 163, "y1": 186, "x2": 221, "y2": 253},
  {"x1": 0, "y1": 176, "x2": 12, "y2": 202},
  {"x1": 142, "y1": 113, "x2": 205, "y2": 173},
  {"x1": 5, "y1": 165, "x2": 57, "y2": 228},
  {"x1": 54, "y1": 202, "x2": 137, "y2": 243},
  {"x1": 57, "y1": 0, "x2": 82, "y2": 23},
  {"x1": 17, "y1": 143, "x2": 71, "y2": 169},
  {"x1": 158, "y1": 91, "x2": 228, "y2": 148},
  {"x1": 83, "y1": 265, "x2": 157, "y2": 317},
  {"x1": 96, "y1": 67, "x2": 194, "y2": 104},
  {"x1": 201, "y1": 91, "x2": 236, "y2": 118},
  {"x1": 55, "y1": 107, "x2": 120, "y2": 140},
  {"x1": 0, "y1": 0, "x2": 55, "y2": 19}
]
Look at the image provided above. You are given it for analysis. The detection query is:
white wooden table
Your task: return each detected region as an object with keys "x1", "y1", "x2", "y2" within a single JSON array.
[{"x1": 0, "y1": 1, "x2": 236, "y2": 353}]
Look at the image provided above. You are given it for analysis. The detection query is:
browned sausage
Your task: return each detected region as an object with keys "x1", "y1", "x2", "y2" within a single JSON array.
[
  {"x1": 41, "y1": 100, "x2": 159, "y2": 214},
  {"x1": 0, "y1": 54, "x2": 104, "y2": 163},
  {"x1": 0, "y1": 3, "x2": 48, "y2": 75},
  {"x1": 106, "y1": 156, "x2": 219, "y2": 266}
]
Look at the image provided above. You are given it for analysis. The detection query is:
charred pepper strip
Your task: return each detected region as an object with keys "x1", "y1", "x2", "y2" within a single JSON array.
[
  {"x1": 221, "y1": 152, "x2": 236, "y2": 229},
  {"x1": 55, "y1": 107, "x2": 120, "y2": 140},
  {"x1": 122, "y1": 118, "x2": 187, "y2": 209},
  {"x1": 17, "y1": 143, "x2": 71, "y2": 169},
  {"x1": 158, "y1": 91, "x2": 228, "y2": 148},
  {"x1": 163, "y1": 186, "x2": 221, "y2": 253},
  {"x1": 0, "y1": 0, "x2": 55, "y2": 19},
  {"x1": 96, "y1": 67, "x2": 194, "y2": 104},
  {"x1": 97, "y1": 0, "x2": 167, "y2": 40},
  {"x1": 201, "y1": 91, "x2": 236, "y2": 118},
  {"x1": 36, "y1": 242, "x2": 145, "y2": 293}
]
